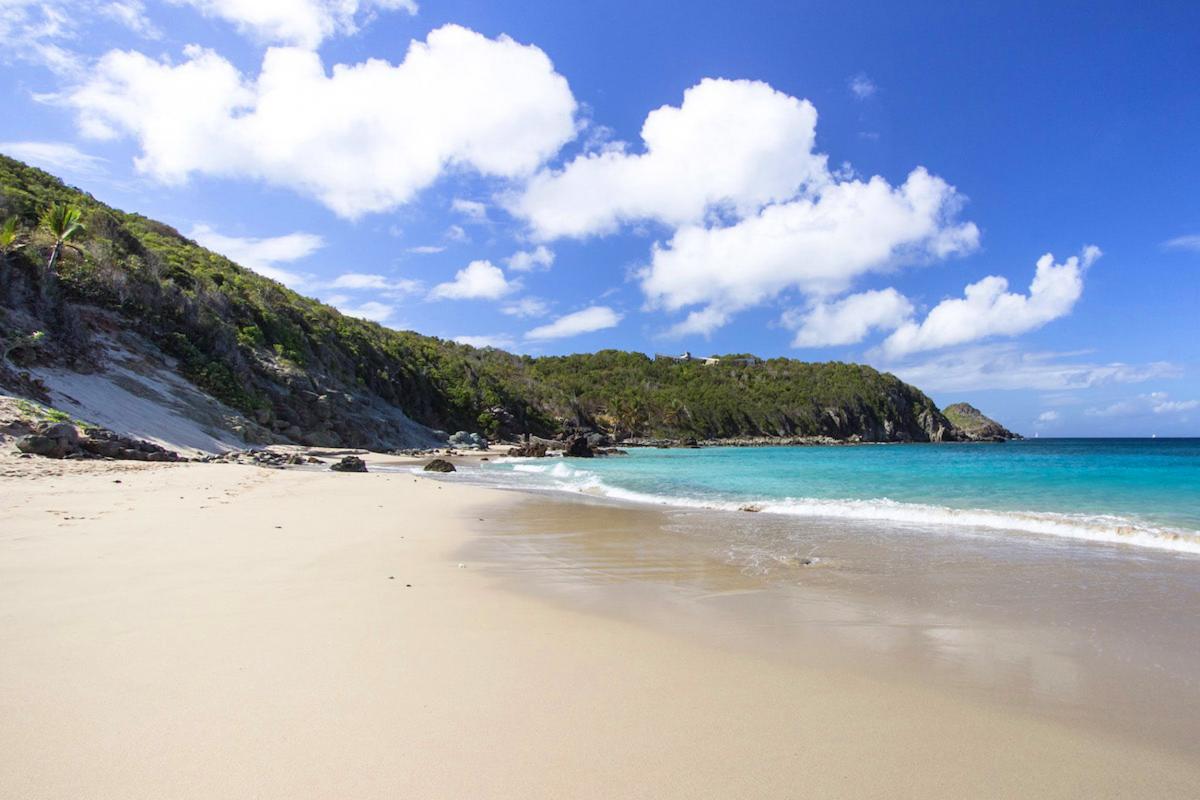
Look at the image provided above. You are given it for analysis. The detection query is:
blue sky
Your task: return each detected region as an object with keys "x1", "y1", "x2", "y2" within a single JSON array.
[{"x1": 2, "y1": 0, "x2": 1198, "y2": 435}]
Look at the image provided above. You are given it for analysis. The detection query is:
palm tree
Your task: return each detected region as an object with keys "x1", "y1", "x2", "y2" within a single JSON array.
[
  {"x1": 662, "y1": 398, "x2": 687, "y2": 430},
  {"x1": 610, "y1": 395, "x2": 647, "y2": 439},
  {"x1": 0, "y1": 216, "x2": 21, "y2": 257},
  {"x1": 0, "y1": 216, "x2": 23, "y2": 296},
  {"x1": 40, "y1": 204, "x2": 84, "y2": 276}
]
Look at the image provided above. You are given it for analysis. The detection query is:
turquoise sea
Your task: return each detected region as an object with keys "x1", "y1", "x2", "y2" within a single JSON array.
[{"x1": 474, "y1": 439, "x2": 1200, "y2": 555}]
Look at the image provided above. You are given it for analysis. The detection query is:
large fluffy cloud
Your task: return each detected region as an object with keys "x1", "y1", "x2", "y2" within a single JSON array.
[
  {"x1": 880, "y1": 246, "x2": 1099, "y2": 357},
  {"x1": 174, "y1": 0, "x2": 416, "y2": 48},
  {"x1": 507, "y1": 77, "x2": 977, "y2": 337},
  {"x1": 428, "y1": 260, "x2": 516, "y2": 301},
  {"x1": 643, "y1": 168, "x2": 979, "y2": 335},
  {"x1": 785, "y1": 288, "x2": 914, "y2": 347},
  {"x1": 64, "y1": 25, "x2": 578, "y2": 217},
  {"x1": 510, "y1": 78, "x2": 826, "y2": 239},
  {"x1": 504, "y1": 78, "x2": 986, "y2": 338}
]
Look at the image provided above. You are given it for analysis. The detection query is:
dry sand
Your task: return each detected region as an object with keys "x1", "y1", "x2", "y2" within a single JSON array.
[{"x1": 2, "y1": 458, "x2": 1198, "y2": 799}]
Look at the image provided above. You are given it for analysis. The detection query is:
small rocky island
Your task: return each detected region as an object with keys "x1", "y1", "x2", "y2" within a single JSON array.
[{"x1": 942, "y1": 403, "x2": 1022, "y2": 442}]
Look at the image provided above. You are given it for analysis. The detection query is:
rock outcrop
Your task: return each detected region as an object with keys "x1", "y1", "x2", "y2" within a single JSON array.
[
  {"x1": 508, "y1": 442, "x2": 549, "y2": 458},
  {"x1": 564, "y1": 436, "x2": 594, "y2": 458},
  {"x1": 200, "y1": 449, "x2": 325, "y2": 468},
  {"x1": 16, "y1": 421, "x2": 183, "y2": 461},
  {"x1": 943, "y1": 403, "x2": 1021, "y2": 441},
  {"x1": 423, "y1": 458, "x2": 456, "y2": 473},
  {"x1": 330, "y1": 455, "x2": 368, "y2": 473},
  {"x1": 448, "y1": 431, "x2": 489, "y2": 450}
]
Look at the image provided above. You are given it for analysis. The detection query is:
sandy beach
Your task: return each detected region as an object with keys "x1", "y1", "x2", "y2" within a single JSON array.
[{"x1": 3, "y1": 457, "x2": 1199, "y2": 799}]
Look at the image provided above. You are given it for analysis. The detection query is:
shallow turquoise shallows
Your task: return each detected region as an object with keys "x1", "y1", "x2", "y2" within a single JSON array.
[{"x1": 478, "y1": 439, "x2": 1200, "y2": 555}]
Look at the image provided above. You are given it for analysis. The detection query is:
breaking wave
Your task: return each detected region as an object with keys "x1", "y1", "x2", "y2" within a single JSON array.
[{"x1": 468, "y1": 457, "x2": 1200, "y2": 556}]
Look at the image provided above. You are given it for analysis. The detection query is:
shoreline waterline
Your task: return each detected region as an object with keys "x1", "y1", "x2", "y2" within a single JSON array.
[{"x1": 441, "y1": 439, "x2": 1200, "y2": 557}]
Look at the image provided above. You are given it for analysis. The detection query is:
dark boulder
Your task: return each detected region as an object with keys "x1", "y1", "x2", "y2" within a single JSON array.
[
  {"x1": 448, "y1": 431, "x2": 488, "y2": 450},
  {"x1": 564, "y1": 435, "x2": 593, "y2": 458},
  {"x1": 508, "y1": 442, "x2": 548, "y2": 458},
  {"x1": 331, "y1": 455, "x2": 368, "y2": 473},
  {"x1": 423, "y1": 458, "x2": 456, "y2": 473},
  {"x1": 79, "y1": 438, "x2": 124, "y2": 458},
  {"x1": 17, "y1": 434, "x2": 70, "y2": 458},
  {"x1": 39, "y1": 421, "x2": 81, "y2": 445},
  {"x1": 16, "y1": 420, "x2": 81, "y2": 458},
  {"x1": 585, "y1": 432, "x2": 611, "y2": 448}
]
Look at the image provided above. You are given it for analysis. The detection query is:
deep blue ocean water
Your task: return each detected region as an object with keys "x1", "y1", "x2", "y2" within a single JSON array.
[{"x1": 478, "y1": 439, "x2": 1200, "y2": 554}]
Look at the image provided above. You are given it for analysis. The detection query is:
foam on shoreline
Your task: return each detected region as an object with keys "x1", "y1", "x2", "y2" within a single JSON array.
[{"x1": 443, "y1": 457, "x2": 1200, "y2": 557}]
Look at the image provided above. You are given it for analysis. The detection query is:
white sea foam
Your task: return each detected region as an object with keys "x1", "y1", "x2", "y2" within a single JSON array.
[{"x1": 473, "y1": 460, "x2": 1200, "y2": 557}]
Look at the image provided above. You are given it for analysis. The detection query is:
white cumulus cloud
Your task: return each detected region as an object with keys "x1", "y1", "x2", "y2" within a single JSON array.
[
  {"x1": 510, "y1": 78, "x2": 828, "y2": 239},
  {"x1": 642, "y1": 168, "x2": 979, "y2": 336},
  {"x1": 506, "y1": 245, "x2": 555, "y2": 272},
  {"x1": 507, "y1": 77, "x2": 978, "y2": 338},
  {"x1": 785, "y1": 288, "x2": 914, "y2": 347},
  {"x1": 880, "y1": 246, "x2": 1099, "y2": 357},
  {"x1": 451, "y1": 198, "x2": 488, "y2": 222},
  {"x1": 333, "y1": 299, "x2": 397, "y2": 324},
  {"x1": 501, "y1": 297, "x2": 550, "y2": 318},
  {"x1": 525, "y1": 306, "x2": 621, "y2": 341},
  {"x1": 428, "y1": 260, "x2": 516, "y2": 301},
  {"x1": 64, "y1": 25, "x2": 578, "y2": 218},
  {"x1": 173, "y1": 0, "x2": 416, "y2": 49},
  {"x1": 189, "y1": 223, "x2": 323, "y2": 287}
]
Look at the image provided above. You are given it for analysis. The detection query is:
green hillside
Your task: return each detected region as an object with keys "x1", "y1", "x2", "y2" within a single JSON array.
[{"x1": 0, "y1": 154, "x2": 962, "y2": 448}]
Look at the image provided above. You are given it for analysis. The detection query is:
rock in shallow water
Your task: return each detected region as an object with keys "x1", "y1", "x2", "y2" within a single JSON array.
[
  {"x1": 508, "y1": 442, "x2": 548, "y2": 458},
  {"x1": 564, "y1": 436, "x2": 593, "y2": 458},
  {"x1": 423, "y1": 458, "x2": 456, "y2": 473},
  {"x1": 330, "y1": 455, "x2": 368, "y2": 473}
]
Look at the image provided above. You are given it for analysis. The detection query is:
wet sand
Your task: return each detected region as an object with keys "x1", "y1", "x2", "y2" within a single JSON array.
[
  {"x1": 2, "y1": 458, "x2": 1198, "y2": 798},
  {"x1": 468, "y1": 493, "x2": 1200, "y2": 762}
]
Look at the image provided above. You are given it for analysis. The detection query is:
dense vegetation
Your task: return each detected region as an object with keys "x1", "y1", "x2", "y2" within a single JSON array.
[{"x1": 0, "y1": 154, "x2": 963, "y2": 447}]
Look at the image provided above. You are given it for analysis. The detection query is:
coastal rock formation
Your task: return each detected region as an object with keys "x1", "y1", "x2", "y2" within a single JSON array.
[
  {"x1": 943, "y1": 403, "x2": 1021, "y2": 441},
  {"x1": 199, "y1": 449, "x2": 324, "y2": 468},
  {"x1": 448, "y1": 431, "x2": 489, "y2": 450},
  {"x1": 330, "y1": 455, "x2": 368, "y2": 473},
  {"x1": 423, "y1": 458, "x2": 456, "y2": 472},
  {"x1": 508, "y1": 442, "x2": 548, "y2": 457},
  {"x1": 564, "y1": 436, "x2": 594, "y2": 458},
  {"x1": 15, "y1": 420, "x2": 183, "y2": 462}
]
